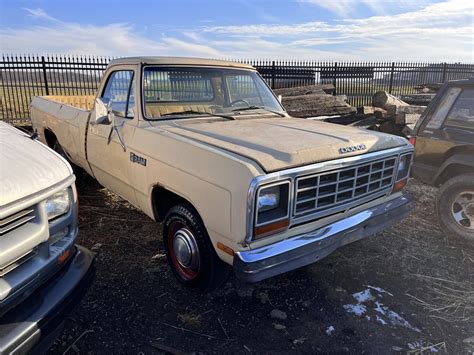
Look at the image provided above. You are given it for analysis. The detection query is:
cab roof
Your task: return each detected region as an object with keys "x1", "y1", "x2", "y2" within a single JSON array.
[{"x1": 109, "y1": 56, "x2": 255, "y2": 70}]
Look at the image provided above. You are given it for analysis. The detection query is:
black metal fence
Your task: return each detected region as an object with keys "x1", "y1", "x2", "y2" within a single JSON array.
[
  {"x1": 1, "y1": 55, "x2": 473, "y2": 124},
  {"x1": 0, "y1": 55, "x2": 111, "y2": 125}
]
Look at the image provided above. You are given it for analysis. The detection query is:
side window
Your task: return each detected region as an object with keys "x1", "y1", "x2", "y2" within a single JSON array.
[
  {"x1": 425, "y1": 87, "x2": 461, "y2": 130},
  {"x1": 102, "y1": 70, "x2": 135, "y2": 118},
  {"x1": 445, "y1": 88, "x2": 474, "y2": 130}
]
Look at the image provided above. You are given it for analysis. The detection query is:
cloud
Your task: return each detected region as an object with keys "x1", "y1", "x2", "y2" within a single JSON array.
[
  {"x1": 1, "y1": 3, "x2": 473, "y2": 61},
  {"x1": 201, "y1": 0, "x2": 474, "y2": 61},
  {"x1": 297, "y1": 0, "x2": 357, "y2": 17},
  {"x1": 1, "y1": 9, "x2": 220, "y2": 57},
  {"x1": 22, "y1": 8, "x2": 59, "y2": 22},
  {"x1": 203, "y1": 22, "x2": 333, "y2": 36},
  {"x1": 297, "y1": 0, "x2": 430, "y2": 17}
]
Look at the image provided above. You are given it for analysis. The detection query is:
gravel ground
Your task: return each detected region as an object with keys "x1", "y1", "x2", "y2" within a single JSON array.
[{"x1": 49, "y1": 178, "x2": 473, "y2": 354}]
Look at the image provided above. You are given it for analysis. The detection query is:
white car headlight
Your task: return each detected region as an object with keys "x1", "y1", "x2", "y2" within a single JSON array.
[{"x1": 45, "y1": 188, "x2": 70, "y2": 220}]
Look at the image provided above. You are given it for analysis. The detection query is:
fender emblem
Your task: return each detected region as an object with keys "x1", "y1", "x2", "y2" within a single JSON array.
[
  {"x1": 130, "y1": 152, "x2": 147, "y2": 166},
  {"x1": 338, "y1": 144, "x2": 367, "y2": 154}
]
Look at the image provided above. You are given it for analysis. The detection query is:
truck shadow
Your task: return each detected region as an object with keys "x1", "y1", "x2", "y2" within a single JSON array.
[{"x1": 47, "y1": 180, "x2": 473, "y2": 354}]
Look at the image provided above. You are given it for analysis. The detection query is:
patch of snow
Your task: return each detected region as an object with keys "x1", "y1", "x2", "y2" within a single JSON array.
[
  {"x1": 367, "y1": 285, "x2": 394, "y2": 296},
  {"x1": 343, "y1": 287, "x2": 420, "y2": 333},
  {"x1": 270, "y1": 309, "x2": 287, "y2": 320},
  {"x1": 374, "y1": 301, "x2": 420, "y2": 332},
  {"x1": 326, "y1": 325, "x2": 335, "y2": 335},
  {"x1": 343, "y1": 303, "x2": 367, "y2": 316},
  {"x1": 375, "y1": 315, "x2": 387, "y2": 325},
  {"x1": 353, "y1": 289, "x2": 374, "y2": 303},
  {"x1": 408, "y1": 340, "x2": 423, "y2": 350},
  {"x1": 407, "y1": 340, "x2": 441, "y2": 352}
]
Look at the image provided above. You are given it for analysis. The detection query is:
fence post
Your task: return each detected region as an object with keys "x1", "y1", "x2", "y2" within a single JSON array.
[
  {"x1": 333, "y1": 62, "x2": 337, "y2": 96},
  {"x1": 441, "y1": 62, "x2": 447, "y2": 83},
  {"x1": 271, "y1": 60, "x2": 276, "y2": 89},
  {"x1": 388, "y1": 62, "x2": 395, "y2": 94},
  {"x1": 41, "y1": 56, "x2": 49, "y2": 95}
]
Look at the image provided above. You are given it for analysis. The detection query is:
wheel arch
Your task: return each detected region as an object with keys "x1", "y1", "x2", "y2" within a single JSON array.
[
  {"x1": 43, "y1": 128, "x2": 58, "y2": 148},
  {"x1": 151, "y1": 185, "x2": 200, "y2": 223},
  {"x1": 434, "y1": 152, "x2": 474, "y2": 186}
]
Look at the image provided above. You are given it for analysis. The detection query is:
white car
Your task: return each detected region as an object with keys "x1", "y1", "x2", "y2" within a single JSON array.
[{"x1": 0, "y1": 121, "x2": 94, "y2": 354}]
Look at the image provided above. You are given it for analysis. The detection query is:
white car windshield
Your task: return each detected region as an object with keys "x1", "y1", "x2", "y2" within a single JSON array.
[{"x1": 142, "y1": 67, "x2": 284, "y2": 119}]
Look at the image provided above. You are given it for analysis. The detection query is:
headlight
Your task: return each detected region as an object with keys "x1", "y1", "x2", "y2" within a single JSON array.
[
  {"x1": 255, "y1": 181, "x2": 290, "y2": 239},
  {"x1": 45, "y1": 188, "x2": 70, "y2": 220},
  {"x1": 396, "y1": 153, "x2": 412, "y2": 181},
  {"x1": 258, "y1": 185, "x2": 281, "y2": 212}
]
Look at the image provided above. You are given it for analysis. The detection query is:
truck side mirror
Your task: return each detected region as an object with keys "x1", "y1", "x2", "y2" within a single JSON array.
[{"x1": 95, "y1": 97, "x2": 113, "y2": 125}]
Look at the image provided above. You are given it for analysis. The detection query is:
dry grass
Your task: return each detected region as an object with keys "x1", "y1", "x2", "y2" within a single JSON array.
[
  {"x1": 407, "y1": 274, "x2": 474, "y2": 323},
  {"x1": 177, "y1": 313, "x2": 203, "y2": 328}
]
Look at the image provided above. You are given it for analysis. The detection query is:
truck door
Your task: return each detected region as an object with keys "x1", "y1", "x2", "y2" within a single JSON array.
[{"x1": 87, "y1": 68, "x2": 138, "y2": 205}]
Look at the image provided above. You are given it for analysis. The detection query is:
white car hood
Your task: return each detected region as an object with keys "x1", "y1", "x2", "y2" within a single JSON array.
[{"x1": 0, "y1": 122, "x2": 73, "y2": 207}]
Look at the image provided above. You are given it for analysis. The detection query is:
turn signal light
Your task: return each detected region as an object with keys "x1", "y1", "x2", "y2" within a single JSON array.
[
  {"x1": 392, "y1": 178, "x2": 408, "y2": 193},
  {"x1": 57, "y1": 249, "x2": 71, "y2": 265},
  {"x1": 254, "y1": 219, "x2": 289, "y2": 239},
  {"x1": 408, "y1": 136, "x2": 416, "y2": 146},
  {"x1": 217, "y1": 242, "x2": 235, "y2": 256}
]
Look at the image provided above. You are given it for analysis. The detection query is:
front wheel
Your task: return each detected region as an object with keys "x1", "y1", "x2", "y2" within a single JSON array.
[
  {"x1": 436, "y1": 173, "x2": 474, "y2": 242},
  {"x1": 163, "y1": 204, "x2": 230, "y2": 292}
]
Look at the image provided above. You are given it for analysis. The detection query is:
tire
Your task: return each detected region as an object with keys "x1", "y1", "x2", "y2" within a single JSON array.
[
  {"x1": 163, "y1": 204, "x2": 231, "y2": 292},
  {"x1": 436, "y1": 173, "x2": 474, "y2": 242}
]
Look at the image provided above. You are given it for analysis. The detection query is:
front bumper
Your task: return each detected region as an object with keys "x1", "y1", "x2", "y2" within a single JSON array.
[
  {"x1": 234, "y1": 192, "x2": 413, "y2": 283},
  {"x1": 0, "y1": 245, "x2": 95, "y2": 354}
]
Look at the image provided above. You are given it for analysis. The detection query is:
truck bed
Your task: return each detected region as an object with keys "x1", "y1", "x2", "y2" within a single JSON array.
[
  {"x1": 30, "y1": 95, "x2": 93, "y2": 172},
  {"x1": 40, "y1": 95, "x2": 95, "y2": 110}
]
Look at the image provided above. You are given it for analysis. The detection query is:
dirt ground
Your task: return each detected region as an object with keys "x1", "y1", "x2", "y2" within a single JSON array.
[{"x1": 49, "y1": 178, "x2": 473, "y2": 354}]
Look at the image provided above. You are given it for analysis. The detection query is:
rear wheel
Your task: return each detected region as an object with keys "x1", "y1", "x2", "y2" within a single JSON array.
[
  {"x1": 436, "y1": 173, "x2": 474, "y2": 242},
  {"x1": 163, "y1": 204, "x2": 230, "y2": 292}
]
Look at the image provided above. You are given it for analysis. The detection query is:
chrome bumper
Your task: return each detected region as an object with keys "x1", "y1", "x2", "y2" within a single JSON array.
[
  {"x1": 234, "y1": 192, "x2": 413, "y2": 283},
  {"x1": 0, "y1": 246, "x2": 95, "y2": 354}
]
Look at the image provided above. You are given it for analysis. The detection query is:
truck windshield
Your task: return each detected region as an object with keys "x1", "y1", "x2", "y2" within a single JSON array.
[{"x1": 142, "y1": 67, "x2": 284, "y2": 119}]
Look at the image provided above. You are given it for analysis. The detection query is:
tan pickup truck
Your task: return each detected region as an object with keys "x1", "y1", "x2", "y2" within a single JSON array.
[{"x1": 31, "y1": 57, "x2": 414, "y2": 291}]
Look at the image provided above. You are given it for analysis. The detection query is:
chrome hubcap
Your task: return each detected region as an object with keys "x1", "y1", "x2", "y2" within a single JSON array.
[
  {"x1": 452, "y1": 191, "x2": 474, "y2": 230},
  {"x1": 172, "y1": 228, "x2": 199, "y2": 269}
]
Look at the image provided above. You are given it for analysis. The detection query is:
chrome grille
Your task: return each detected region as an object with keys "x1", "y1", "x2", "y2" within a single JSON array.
[
  {"x1": 0, "y1": 208, "x2": 36, "y2": 236},
  {"x1": 294, "y1": 156, "x2": 397, "y2": 218}
]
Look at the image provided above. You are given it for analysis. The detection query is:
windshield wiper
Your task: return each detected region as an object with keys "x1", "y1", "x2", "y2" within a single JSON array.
[
  {"x1": 232, "y1": 106, "x2": 285, "y2": 117},
  {"x1": 160, "y1": 110, "x2": 235, "y2": 120}
]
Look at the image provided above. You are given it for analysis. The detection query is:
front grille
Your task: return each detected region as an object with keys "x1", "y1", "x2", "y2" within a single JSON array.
[
  {"x1": 0, "y1": 208, "x2": 36, "y2": 236},
  {"x1": 0, "y1": 250, "x2": 37, "y2": 277},
  {"x1": 294, "y1": 156, "x2": 397, "y2": 218}
]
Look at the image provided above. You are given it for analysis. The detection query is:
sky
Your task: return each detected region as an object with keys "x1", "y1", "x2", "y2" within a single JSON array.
[{"x1": 0, "y1": 0, "x2": 473, "y2": 61}]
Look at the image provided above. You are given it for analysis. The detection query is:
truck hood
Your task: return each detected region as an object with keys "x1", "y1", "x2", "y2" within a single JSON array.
[
  {"x1": 160, "y1": 117, "x2": 408, "y2": 172},
  {"x1": 0, "y1": 122, "x2": 73, "y2": 207}
]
